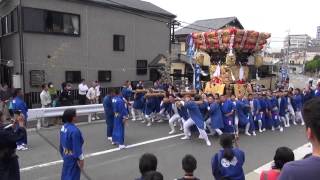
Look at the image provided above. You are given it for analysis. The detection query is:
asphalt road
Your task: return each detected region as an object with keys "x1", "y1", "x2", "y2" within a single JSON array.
[{"x1": 19, "y1": 119, "x2": 307, "y2": 180}]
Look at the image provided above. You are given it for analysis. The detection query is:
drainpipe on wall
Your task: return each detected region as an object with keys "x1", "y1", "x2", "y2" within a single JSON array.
[
  {"x1": 18, "y1": 0, "x2": 25, "y2": 93},
  {"x1": 168, "y1": 20, "x2": 172, "y2": 55}
]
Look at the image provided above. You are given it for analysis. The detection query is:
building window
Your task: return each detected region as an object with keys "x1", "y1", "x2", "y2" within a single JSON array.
[
  {"x1": 173, "y1": 69, "x2": 182, "y2": 80},
  {"x1": 180, "y1": 42, "x2": 186, "y2": 52},
  {"x1": 23, "y1": 7, "x2": 80, "y2": 36},
  {"x1": 98, "y1": 71, "x2": 112, "y2": 82},
  {"x1": 0, "y1": 8, "x2": 18, "y2": 36},
  {"x1": 137, "y1": 60, "x2": 148, "y2": 75},
  {"x1": 113, "y1": 35, "x2": 125, "y2": 51},
  {"x1": 65, "y1": 71, "x2": 81, "y2": 83}
]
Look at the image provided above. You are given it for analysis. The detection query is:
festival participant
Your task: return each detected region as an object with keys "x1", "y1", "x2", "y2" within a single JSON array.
[
  {"x1": 12, "y1": 88, "x2": 28, "y2": 150},
  {"x1": 132, "y1": 86, "x2": 145, "y2": 121},
  {"x1": 121, "y1": 81, "x2": 133, "y2": 102},
  {"x1": 258, "y1": 93, "x2": 268, "y2": 132},
  {"x1": 268, "y1": 91, "x2": 283, "y2": 132},
  {"x1": 220, "y1": 95, "x2": 235, "y2": 134},
  {"x1": 303, "y1": 85, "x2": 314, "y2": 104},
  {"x1": 175, "y1": 99, "x2": 189, "y2": 132},
  {"x1": 278, "y1": 91, "x2": 290, "y2": 128},
  {"x1": 197, "y1": 94, "x2": 209, "y2": 121},
  {"x1": 121, "y1": 81, "x2": 133, "y2": 119},
  {"x1": 112, "y1": 89, "x2": 129, "y2": 149},
  {"x1": 0, "y1": 110, "x2": 26, "y2": 180},
  {"x1": 235, "y1": 94, "x2": 251, "y2": 136},
  {"x1": 248, "y1": 93, "x2": 262, "y2": 133},
  {"x1": 207, "y1": 94, "x2": 224, "y2": 136},
  {"x1": 103, "y1": 88, "x2": 115, "y2": 142},
  {"x1": 157, "y1": 95, "x2": 172, "y2": 123},
  {"x1": 143, "y1": 89, "x2": 156, "y2": 127},
  {"x1": 137, "y1": 80, "x2": 144, "y2": 89},
  {"x1": 211, "y1": 134, "x2": 245, "y2": 180},
  {"x1": 60, "y1": 109, "x2": 84, "y2": 180},
  {"x1": 292, "y1": 88, "x2": 304, "y2": 126},
  {"x1": 167, "y1": 94, "x2": 183, "y2": 134},
  {"x1": 151, "y1": 84, "x2": 162, "y2": 122},
  {"x1": 314, "y1": 80, "x2": 320, "y2": 97},
  {"x1": 180, "y1": 94, "x2": 211, "y2": 146},
  {"x1": 230, "y1": 95, "x2": 239, "y2": 135},
  {"x1": 242, "y1": 95, "x2": 257, "y2": 136},
  {"x1": 286, "y1": 91, "x2": 296, "y2": 125}
]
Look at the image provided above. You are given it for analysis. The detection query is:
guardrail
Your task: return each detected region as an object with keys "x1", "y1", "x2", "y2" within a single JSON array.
[{"x1": 28, "y1": 104, "x2": 105, "y2": 129}]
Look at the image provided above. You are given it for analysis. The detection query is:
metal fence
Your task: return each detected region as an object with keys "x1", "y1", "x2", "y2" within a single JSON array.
[
  {"x1": 25, "y1": 87, "x2": 121, "y2": 108},
  {"x1": 28, "y1": 104, "x2": 105, "y2": 129}
]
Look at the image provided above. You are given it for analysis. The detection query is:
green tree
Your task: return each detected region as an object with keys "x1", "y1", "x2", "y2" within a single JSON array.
[{"x1": 305, "y1": 56, "x2": 320, "y2": 73}]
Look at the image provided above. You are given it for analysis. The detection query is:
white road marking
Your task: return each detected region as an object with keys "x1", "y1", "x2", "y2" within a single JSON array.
[
  {"x1": 20, "y1": 133, "x2": 184, "y2": 172},
  {"x1": 253, "y1": 143, "x2": 312, "y2": 174}
]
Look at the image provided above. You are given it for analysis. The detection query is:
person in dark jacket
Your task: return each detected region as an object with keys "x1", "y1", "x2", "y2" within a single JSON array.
[
  {"x1": 0, "y1": 111, "x2": 26, "y2": 180},
  {"x1": 59, "y1": 82, "x2": 73, "y2": 107}
]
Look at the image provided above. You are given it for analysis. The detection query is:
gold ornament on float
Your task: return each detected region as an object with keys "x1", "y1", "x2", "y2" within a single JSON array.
[
  {"x1": 254, "y1": 55, "x2": 263, "y2": 68},
  {"x1": 226, "y1": 54, "x2": 236, "y2": 66}
]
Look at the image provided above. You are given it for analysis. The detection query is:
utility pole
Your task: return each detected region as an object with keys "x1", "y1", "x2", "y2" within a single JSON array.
[{"x1": 302, "y1": 36, "x2": 307, "y2": 74}]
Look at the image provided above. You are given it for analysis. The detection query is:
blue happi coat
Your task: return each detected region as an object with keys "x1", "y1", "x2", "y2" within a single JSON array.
[
  {"x1": 292, "y1": 94, "x2": 303, "y2": 112},
  {"x1": 251, "y1": 98, "x2": 261, "y2": 121},
  {"x1": 112, "y1": 96, "x2": 128, "y2": 145},
  {"x1": 177, "y1": 105, "x2": 189, "y2": 121},
  {"x1": 198, "y1": 101, "x2": 209, "y2": 120},
  {"x1": 184, "y1": 101, "x2": 205, "y2": 129},
  {"x1": 267, "y1": 97, "x2": 280, "y2": 128},
  {"x1": 103, "y1": 95, "x2": 114, "y2": 138},
  {"x1": 144, "y1": 96, "x2": 156, "y2": 115},
  {"x1": 315, "y1": 89, "x2": 320, "y2": 97},
  {"x1": 161, "y1": 101, "x2": 173, "y2": 116},
  {"x1": 258, "y1": 98, "x2": 268, "y2": 128},
  {"x1": 243, "y1": 99, "x2": 255, "y2": 132},
  {"x1": 154, "y1": 97, "x2": 162, "y2": 113},
  {"x1": 235, "y1": 100, "x2": 250, "y2": 126},
  {"x1": 209, "y1": 102, "x2": 224, "y2": 129},
  {"x1": 133, "y1": 92, "x2": 145, "y2": 110},
  {"x1": 221, "y1": 100, "x2": 235, "y2": 133},
  {"x1": 60, "y1": 123, "x2": 84, "y2": 180},
  {"x1": 303, "y1": 90, "x2": 314, "y2": 104},
  {"x1": 278, "y1": 97, "x2": 288, "y2": 117},
  {"x1": 121, "y1": 87, "x2": 132, "y2": 101},
  {"x1": 12, "y1": 96, "x2": 28, "y2": 145},
  {"x1": 12, "y1": 97, "x2": 28, "y2": 120},
  {"x1": 211, "y1": 148, "x2": 245, "y2": 180}
]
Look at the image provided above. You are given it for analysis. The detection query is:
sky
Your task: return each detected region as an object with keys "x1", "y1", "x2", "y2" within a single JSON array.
[{"x1": 145, "y1": 0, "x2": 319, "y2": 51}]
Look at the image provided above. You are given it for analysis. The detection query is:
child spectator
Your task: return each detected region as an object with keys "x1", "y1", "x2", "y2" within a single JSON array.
[
  {"x1": 135, "y1": 153, "x2": 158, "y2": 180},
  {"x1": 144, "y1": 171, "x2": 163, "y2": 180},
  {"x1": 260, "y1": 147, "x2": 294, "y2": 180},
  {"x1": 176, "y1": 154, "x2": 200, "y2": 180}
]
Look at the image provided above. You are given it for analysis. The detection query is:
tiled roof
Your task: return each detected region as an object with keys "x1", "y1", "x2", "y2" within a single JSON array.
[
  {"x1": 176, "y1": 17, "x2": 243, "y2": 35},
  {"x1": 83, "y1": 0, "x2": 175, "y2": 18}
]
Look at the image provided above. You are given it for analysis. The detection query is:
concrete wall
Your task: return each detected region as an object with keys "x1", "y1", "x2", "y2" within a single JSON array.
[
  {"x1": 19, "y1": 0, "x2": 171, "y2": 92},
  {"x1": 0, "y1": 0, "x2": 21, "y2": 73}
]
